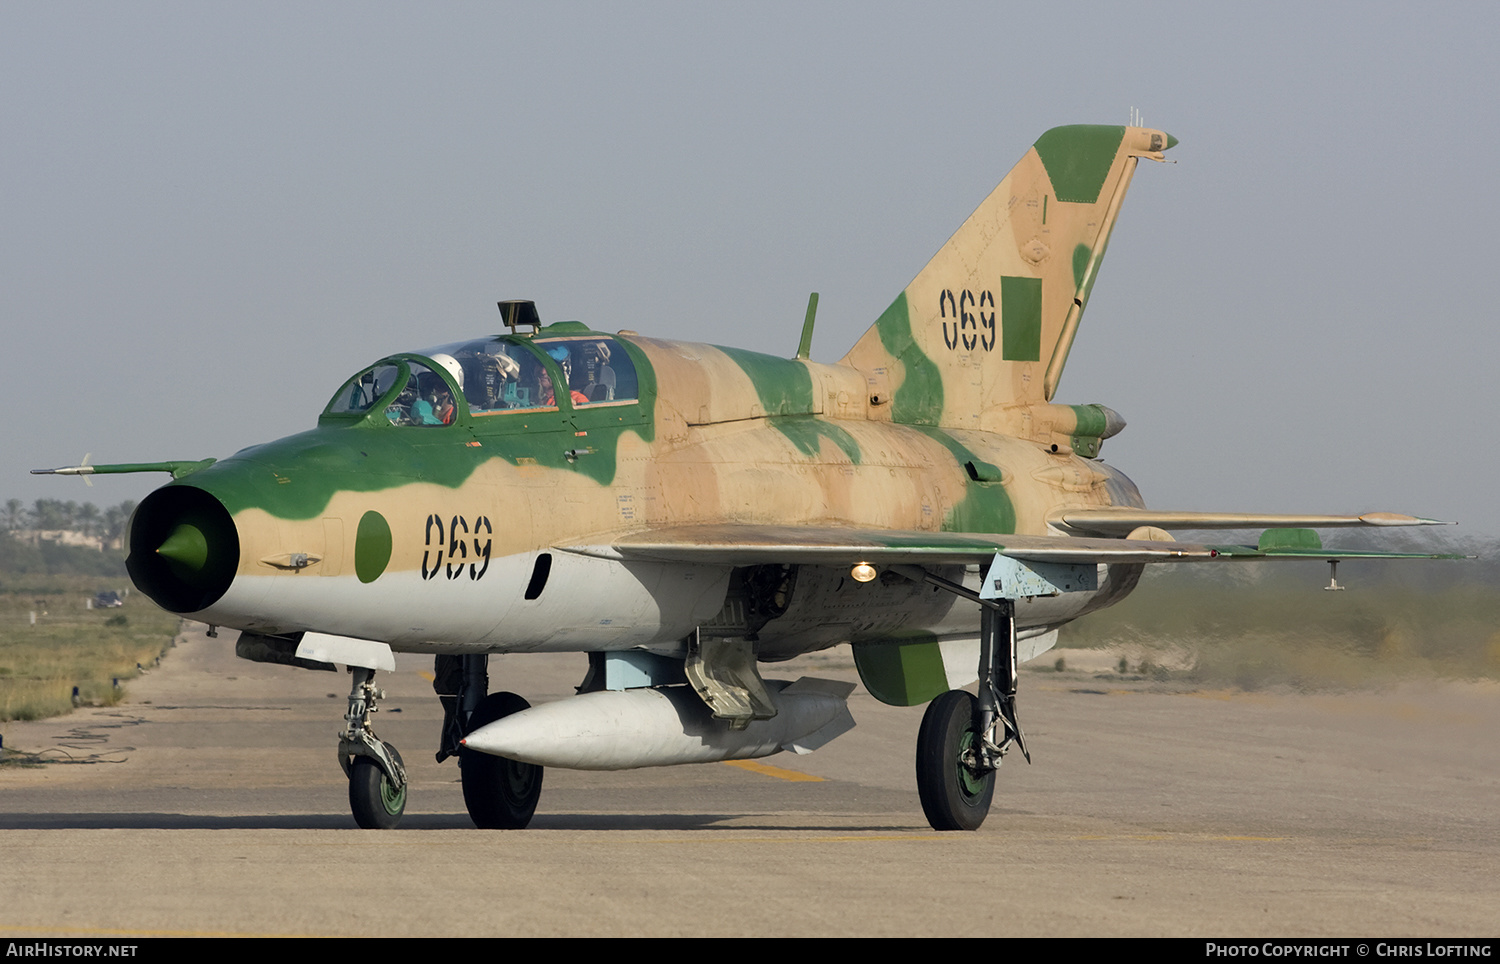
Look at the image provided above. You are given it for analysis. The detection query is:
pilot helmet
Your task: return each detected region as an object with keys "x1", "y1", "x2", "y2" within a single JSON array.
[
  {"x1": 428, "y1": 353, "x2": 464, "y2": 390},
  {"x1": 546, "y1": 345, "x2": 572, "y2": 377}
]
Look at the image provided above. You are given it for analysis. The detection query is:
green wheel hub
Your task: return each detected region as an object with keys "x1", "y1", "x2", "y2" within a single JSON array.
[
  {"x1": 916, "y1": 690, "x2": 997, "y2": 831},
  {"x1": 956, "y1": 728, "x2": 989, "y2": 798}
]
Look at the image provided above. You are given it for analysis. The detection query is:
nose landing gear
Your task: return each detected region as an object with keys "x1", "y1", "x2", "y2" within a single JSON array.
[
  {"x1": 349, "y1": 741, "x2": 407, "y2": 830},
  {"x1": 339, "y1": 665, "x2": 408, "y2": 829}
]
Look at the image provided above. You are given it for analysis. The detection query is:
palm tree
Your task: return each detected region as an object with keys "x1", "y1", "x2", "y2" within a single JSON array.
[
  {"x1": 78, "y1": 502, "x2": 101, "y2": 541},
  {"x1": 103, "y1": 503, "x2": 132, "y2": 550},
  {"x1": 32, "y1": 499, "x2": 66, "y2": 531}
]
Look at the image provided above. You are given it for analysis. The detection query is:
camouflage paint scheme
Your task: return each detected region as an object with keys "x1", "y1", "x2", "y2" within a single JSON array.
[{"x1": 112, "y1": 125, "x2": 1446, "y2": 708}]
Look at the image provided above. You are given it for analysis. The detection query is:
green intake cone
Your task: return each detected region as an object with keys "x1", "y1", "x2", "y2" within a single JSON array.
[{"x1": 156, "y1": 523, "x2": 209, "y2": 572}]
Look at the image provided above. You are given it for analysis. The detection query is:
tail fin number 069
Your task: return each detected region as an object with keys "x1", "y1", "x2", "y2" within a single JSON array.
[{"x1": 940, "y1": 289, "x2": 996, "y2": 352}]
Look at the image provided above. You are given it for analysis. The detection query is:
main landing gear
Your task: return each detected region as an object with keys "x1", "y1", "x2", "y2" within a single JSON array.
[
  {"x1": 459, "y1": 691, "x2": 542, "y2": 829},
  {"x1": 909, "y1": 588, "x2": 1031, "y2": 832},
  {"x1": 900, "y1": 555, "x2": 1093, "y2": 830},
  {"x1": 437, "y1": 654, "x2": 543, "y2": 829}
]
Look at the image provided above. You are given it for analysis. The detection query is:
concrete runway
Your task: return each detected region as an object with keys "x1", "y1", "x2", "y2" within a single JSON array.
[{"x1": 1, "y1": 626, "x2": 1496, "y2": 937}]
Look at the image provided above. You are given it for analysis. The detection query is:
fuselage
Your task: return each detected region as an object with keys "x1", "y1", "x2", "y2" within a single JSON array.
[{"x1": 126, "y1": 324, "x2": 1145, "y2": 661}]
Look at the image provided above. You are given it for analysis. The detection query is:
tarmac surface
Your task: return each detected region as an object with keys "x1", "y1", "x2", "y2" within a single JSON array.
[{"x1": 1, "y1": 626, "x2": 1497, "y2": 937}]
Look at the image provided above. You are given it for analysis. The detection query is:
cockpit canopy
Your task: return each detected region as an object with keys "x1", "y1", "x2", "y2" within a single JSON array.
[{"x1": 321, "y1": 333, "x2": 639, "y2": 427}]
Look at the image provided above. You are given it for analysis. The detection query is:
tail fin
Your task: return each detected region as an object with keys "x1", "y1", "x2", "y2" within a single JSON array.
[{"x1": 841, "y1": 125, "x2": 1175, "y2": 432}]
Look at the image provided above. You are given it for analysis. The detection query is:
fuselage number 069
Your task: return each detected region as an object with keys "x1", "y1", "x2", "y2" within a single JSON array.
[{"x1": 421, "y1": 514, "x2": 492, "y2": 581}]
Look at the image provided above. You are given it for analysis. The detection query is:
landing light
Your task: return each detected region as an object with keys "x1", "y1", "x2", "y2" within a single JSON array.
[{"x1": 851, "y1": 563, "x2": 877, "y2": 583}]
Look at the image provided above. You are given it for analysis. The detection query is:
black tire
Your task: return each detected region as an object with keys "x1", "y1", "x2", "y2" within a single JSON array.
[
  {"x1": 349, "y1": 742, "x2": 406, "y2": 830},
  {"x1": 460, "y1": 691, "x2": 543, "y2": 829},
  {"x1": 915, "y1": 690, "x2": 995, "y2": 831}
]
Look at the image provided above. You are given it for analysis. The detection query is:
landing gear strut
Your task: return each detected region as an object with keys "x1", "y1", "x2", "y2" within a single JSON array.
[
  {"x1": 339, "y1": 666, "x2": 408, "y2": 829},
  {"x1": 915, "y1": 597, "x2": 1028, "y2": 831},
  {"x1": 902, "y1": 555, "x2": 1092, "y2": 831}
]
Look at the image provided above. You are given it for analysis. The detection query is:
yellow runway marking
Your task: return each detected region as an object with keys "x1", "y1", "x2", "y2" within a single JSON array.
[{"x1": 720, "y1": 759, "x2": 823, "y2": 782}]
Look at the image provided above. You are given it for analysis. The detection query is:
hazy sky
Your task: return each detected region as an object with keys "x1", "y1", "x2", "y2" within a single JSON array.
[{"x1": 5, "y1": 2, "x2": 1497, "y2": 536}]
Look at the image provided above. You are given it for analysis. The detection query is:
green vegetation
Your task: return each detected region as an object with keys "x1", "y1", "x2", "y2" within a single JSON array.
[
  {"x1": 0, "y1": 571, "x2": 180, "y2": 721},
  {"x1": 1065, "y1": 536, "x2": 1499, "y2": 690},
  {"x1": 4, "y1": 497, "x2": 135, "y2": 547},
  {"x1": 0, "y1": 531, "x2": 130, "y2": 578},
  {"x1": 1, "y1": 509, "x2": 180, "y2": 722}
]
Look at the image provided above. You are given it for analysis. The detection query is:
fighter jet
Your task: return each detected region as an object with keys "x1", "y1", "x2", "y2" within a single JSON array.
[{"x1": 35, "y1": 125, "x2": 1455, "y2": 832}]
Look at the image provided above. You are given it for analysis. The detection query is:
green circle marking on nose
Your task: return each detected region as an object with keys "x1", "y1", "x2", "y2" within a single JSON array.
[{"x1": 354, "y1": 511, "x2": 392, "y2": 584}]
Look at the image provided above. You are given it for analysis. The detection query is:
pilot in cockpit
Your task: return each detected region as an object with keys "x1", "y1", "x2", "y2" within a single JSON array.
[
  {"x1": 541, "y1": 346, "x2": 589, "y2": 406},
  {"x1": 423, "y1": 355, "x2": 464, "y2": 424},
  {"x1": 385, "y1": 357, "x2": 462, "y2": 426},
  {"x1": 460, "y1": 346, "x2": 523, "y2": 411}
]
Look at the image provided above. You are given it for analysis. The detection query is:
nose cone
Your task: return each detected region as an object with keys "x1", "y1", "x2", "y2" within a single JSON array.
[{"x1": 127, "y1": 485, "x2": 240, "y2": 614}]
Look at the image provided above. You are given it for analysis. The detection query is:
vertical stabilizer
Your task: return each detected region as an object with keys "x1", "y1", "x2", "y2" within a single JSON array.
[{"x1": 841, "y1": 125, "x2": 1175, "y2": 432}]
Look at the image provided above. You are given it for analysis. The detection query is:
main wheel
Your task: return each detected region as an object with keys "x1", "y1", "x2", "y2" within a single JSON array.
[
  {"x1": 350, "y1": 742, "x2": 406, "y2": 830},
  {"x1": 915, "y1": 690, "x2": 995, "y2": 831},
  {"x1": 460, "y1": 691, "x2": 543, "y2": 829}
]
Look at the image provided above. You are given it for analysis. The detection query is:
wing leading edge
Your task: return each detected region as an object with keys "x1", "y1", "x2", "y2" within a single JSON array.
[
  {"x1": 566, "y1": 519, "x2": 1459, "y2": 711},
  {"x1": 564, "y1": 520, "x2": 1463, "y2": 567},
  {"x1": 1047, "y1": 508, "x2": 1447, "y2": 537}
]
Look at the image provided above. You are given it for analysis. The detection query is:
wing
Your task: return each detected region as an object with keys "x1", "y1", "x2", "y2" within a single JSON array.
[
  {"x1": 564, "y1": 519, "x2": 1462, "y2": 567},
  {"x1": 1046, "y1": 508, "x2": 1447, "y2": 537},
  {"x1": 559, "y1": 517, "x2": 1461, "y2": 709},
  {"x1": 585, "y1": 523, "x2": 1217, "y2": 565}
]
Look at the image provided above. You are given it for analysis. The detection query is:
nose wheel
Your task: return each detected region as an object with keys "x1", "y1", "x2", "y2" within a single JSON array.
[
  {"x1": 339, "y1": 665, "x2": 408, "y2": 829},
  {"x1": 349, "y1": 742, "x2": 407, "y2": 830}
]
